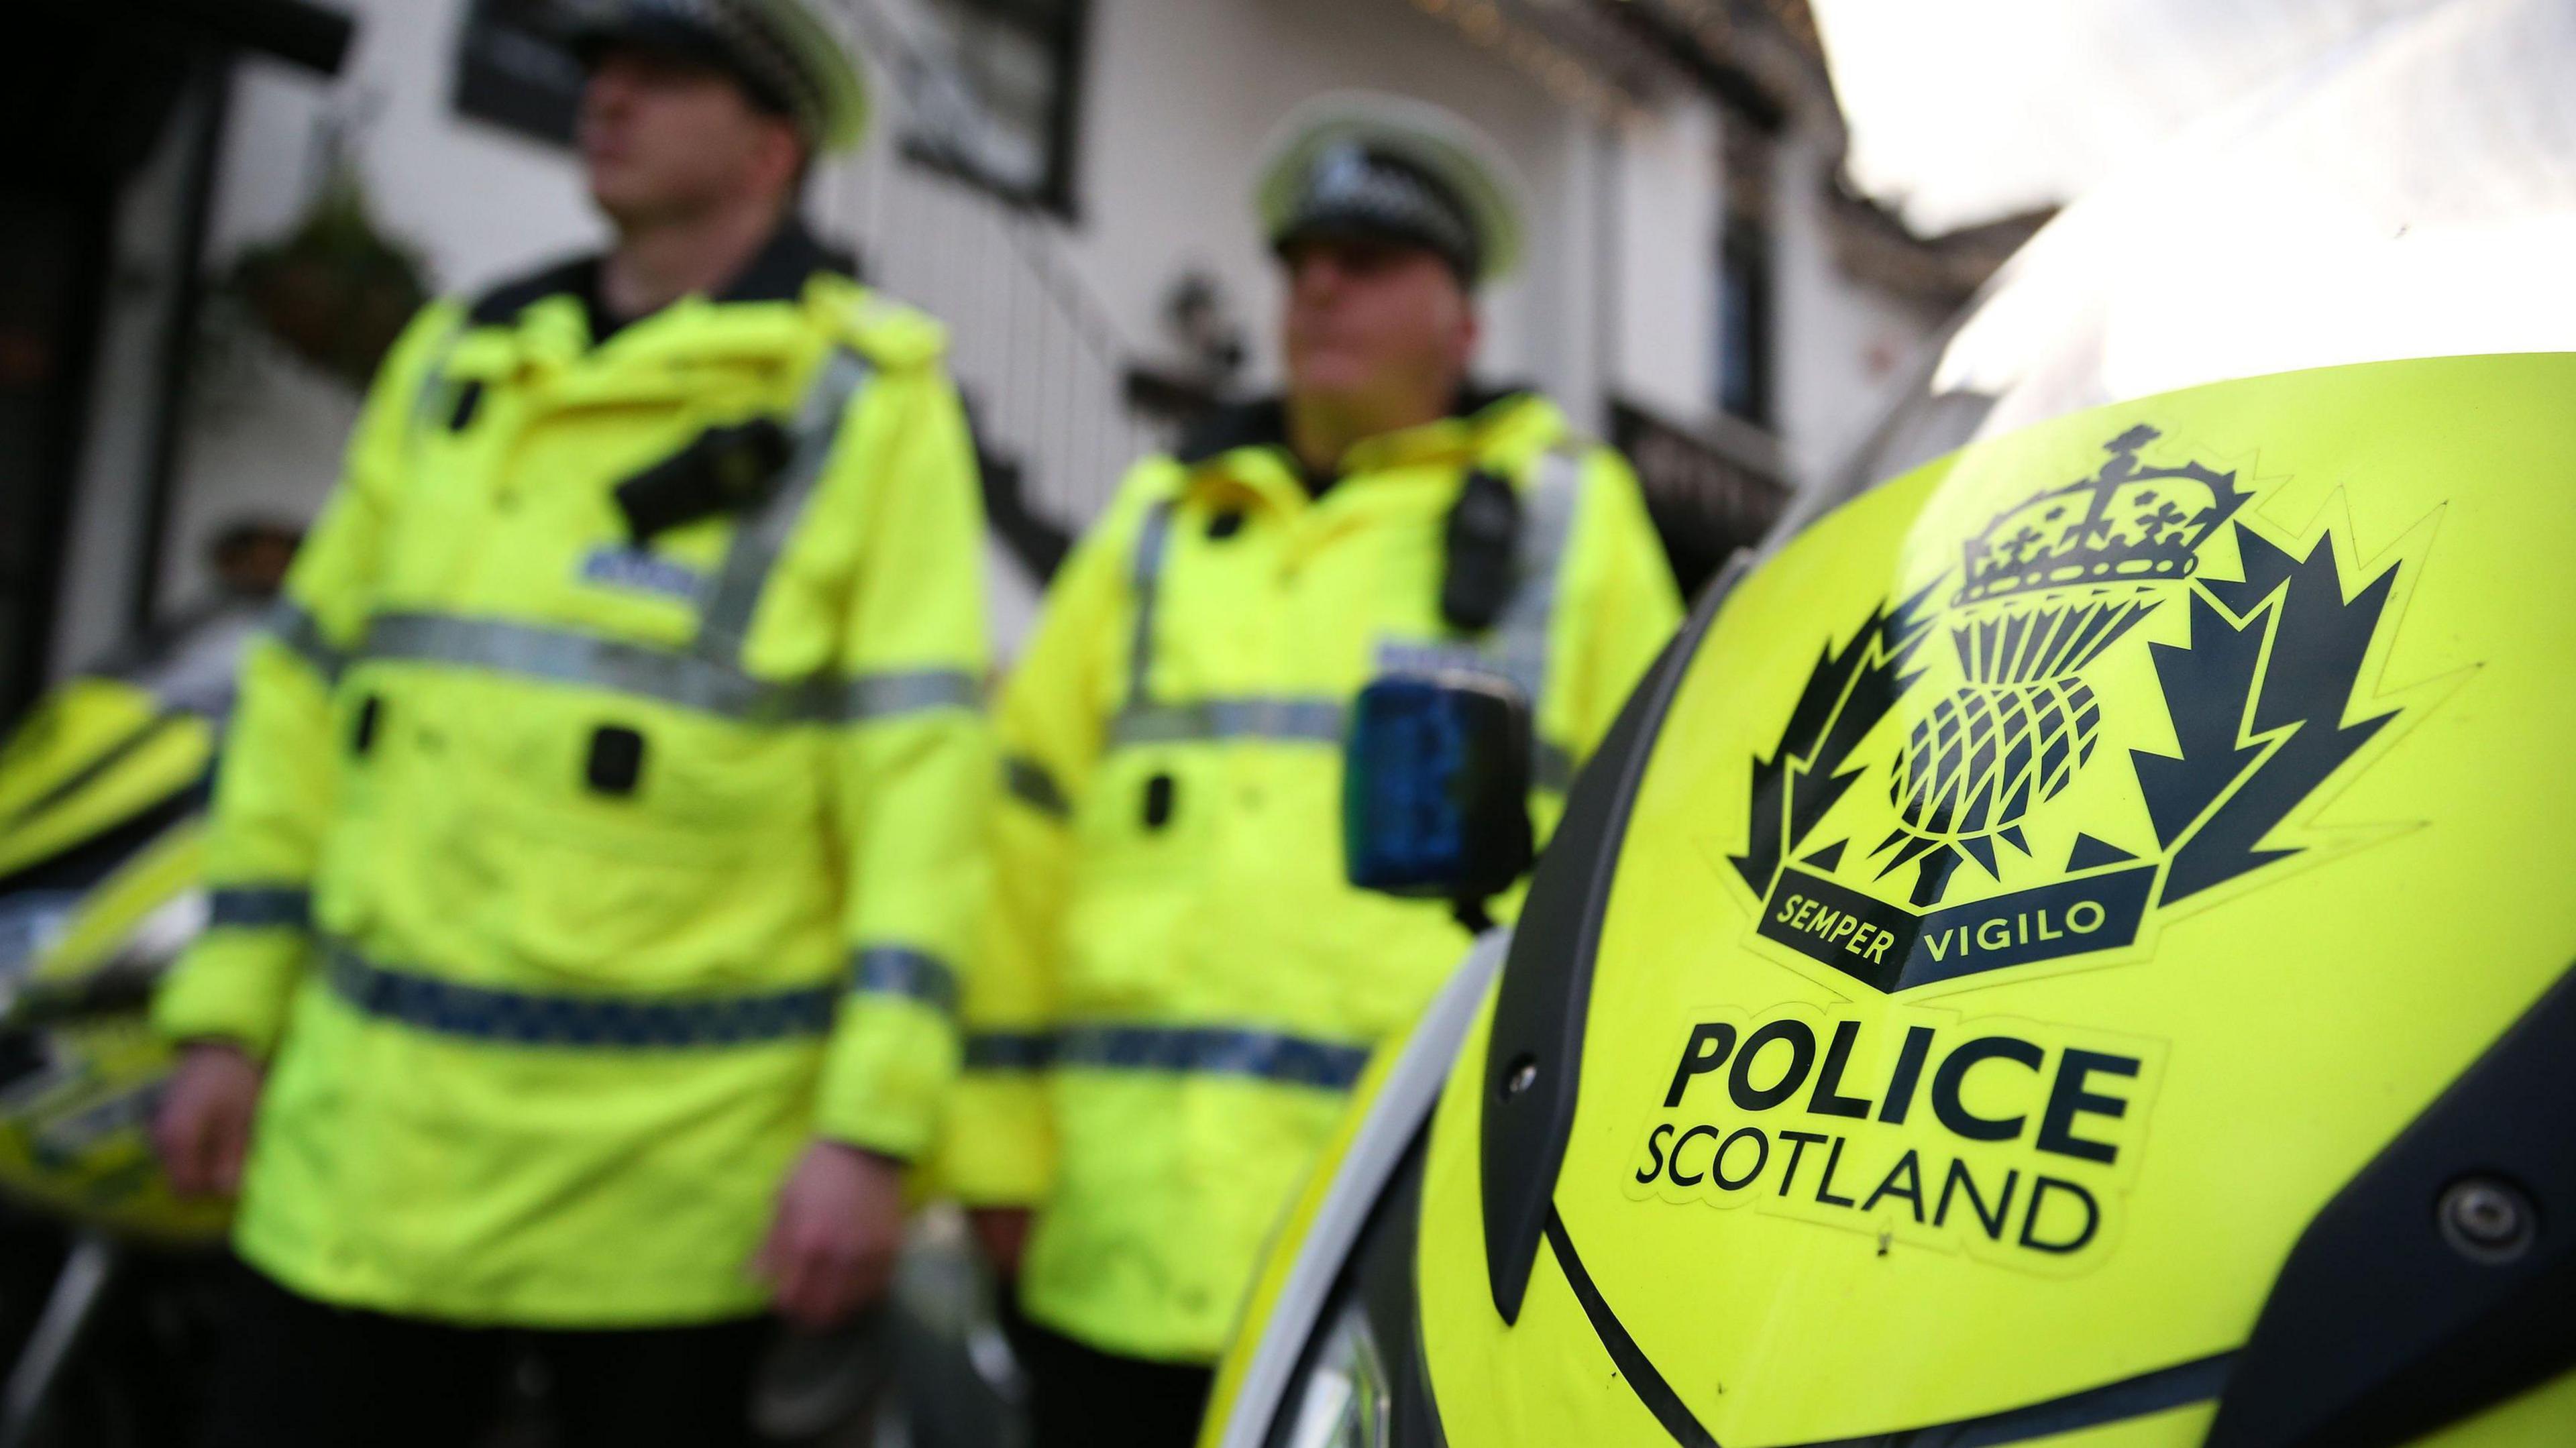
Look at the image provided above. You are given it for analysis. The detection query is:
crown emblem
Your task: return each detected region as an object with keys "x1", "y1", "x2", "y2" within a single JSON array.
[
  {"x1": 1955, "y1": 425, "x2": 2249, "y2": 608},
  {"x1": 1862, "y1": 427, "x2": 2254, "y2": 905}
]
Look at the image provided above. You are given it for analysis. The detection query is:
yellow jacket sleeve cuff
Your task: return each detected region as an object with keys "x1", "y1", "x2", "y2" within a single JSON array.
[
  {"x1": 812, "y1": 991, "x2": 959, "y2": 1162},
  {"x1": 152, "y1": 928, "x2": 313, "y2": 1059},
  {"x1": 928, "y1": 1068, "x2": 1056, "y2": 1206}
]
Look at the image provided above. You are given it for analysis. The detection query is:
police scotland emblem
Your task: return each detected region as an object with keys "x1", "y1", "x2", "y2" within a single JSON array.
[{"x1": 1730, "y1": 425, "x2": 2425, "y2": 995}]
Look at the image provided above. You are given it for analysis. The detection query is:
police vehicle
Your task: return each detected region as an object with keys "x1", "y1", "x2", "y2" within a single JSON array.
[{"x1": 1201, "y1": 4, "x2": 2576, "y2": 1443}]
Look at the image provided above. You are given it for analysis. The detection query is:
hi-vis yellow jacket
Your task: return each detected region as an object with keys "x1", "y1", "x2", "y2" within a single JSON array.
[
  {"x1": 938, "y1": 392, "x2": 1680, "y2": 1361},
  {"x1": 151, "y1": 224, "x2": 993, "y2": 1327}
]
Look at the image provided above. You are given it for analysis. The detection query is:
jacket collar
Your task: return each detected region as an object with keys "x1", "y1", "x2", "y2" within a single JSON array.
[
  {"x1": 464, "y1": 217, "x2": 854, "y2": 333},
  {"x1": 718, "y1": 217, "x2": 851, "y2": 306},
  {"x1": 1173, "y1": 384, "x2": 1556, "y2": 488}
]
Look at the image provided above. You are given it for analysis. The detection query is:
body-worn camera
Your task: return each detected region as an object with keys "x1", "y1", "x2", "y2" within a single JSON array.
[
  {"x1": 1342, "y1": 670, "x2": 1534, "y2": 916},
  {"x1": 612, "y1": 418, "x2": 795, "y2": 542}
]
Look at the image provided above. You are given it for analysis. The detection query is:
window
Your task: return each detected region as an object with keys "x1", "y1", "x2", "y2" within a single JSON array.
[
  {"x1": 453, "y1": 0, "x2": 584, "y2": 148},
  {"x1": 1717, "y1": 217, "x2": 1773, "y2": 426},
  {"x1": 904, "y1": 0, "x2": 1087, "y2": 214},
  {"x1": 1714, "y1": 107, "x2": 1775, "y2": 428}
]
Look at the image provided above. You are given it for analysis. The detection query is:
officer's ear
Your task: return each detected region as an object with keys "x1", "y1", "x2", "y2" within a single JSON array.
[
  {"x1": 744, "y1": 117, "x2": 808, "y2": 215},
  {"x1": 1448, "y1": 288, "x2": 1482, "y2": 374}
]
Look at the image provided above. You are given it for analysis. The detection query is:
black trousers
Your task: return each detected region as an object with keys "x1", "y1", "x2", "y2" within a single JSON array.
[
  {"x1": 1008, "y1": 1306, "x2": 1214, "y2": 1448},
  {"x1": 196, "y1": 1261, "x2": 771, "y2": 1448}
]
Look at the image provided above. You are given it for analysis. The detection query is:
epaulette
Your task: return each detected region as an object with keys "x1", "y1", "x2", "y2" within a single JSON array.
[
  {"x1": 1174, "y1": 397, "x2": 1291, "y2": 465},
  {"x1": 464, "y1": 254, "x2": 599, "y2": 329},
  {"x1": 835, "y1": 286, "x2": 949, "y2": 370}
]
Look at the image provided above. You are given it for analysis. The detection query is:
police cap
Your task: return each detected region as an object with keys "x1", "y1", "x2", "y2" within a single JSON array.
[
  {"x1": 558, "y1": 0, "x2": 870, "y2": 154},
  {"x1": 1255, "y1": 92, "x2": 1526, "y2": 287}
]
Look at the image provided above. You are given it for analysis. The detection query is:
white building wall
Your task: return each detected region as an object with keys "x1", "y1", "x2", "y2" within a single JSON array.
[
  {"x1": 57, "y1": 0, "x2": 1931, "y2": 670},
  {"x1": 1607, "y1": 96, "x2": 1720, "y2": 427},
  {"x1": 1044, "y1": 0, "x2": 1580, "y2": 398},
  {"x1": 1768, "y1": 129, "x2": 1945, "y2": 485},
  {"x1": 210, "y1": 3, "x2": 605, "y2": 291},
  {"x1": 58, "y1": 0, "x2": 608, "y2": 671}
]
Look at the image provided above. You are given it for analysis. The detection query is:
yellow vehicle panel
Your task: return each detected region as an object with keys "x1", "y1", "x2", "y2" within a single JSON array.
[
  {"x1": 1417, "y1": 353, "x2": 2576, "y2": 1443},
  {"x1": 0, "y1": 677, "x2": 213, "y2": 880},
  {"x1": 0, "y1": 824, "x2": 229, "y2": 1243}
]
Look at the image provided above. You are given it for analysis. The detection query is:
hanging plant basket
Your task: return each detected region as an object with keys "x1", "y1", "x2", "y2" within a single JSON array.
[{"x1": 226, "y1": 169, "x2": 431, "y2": 389}]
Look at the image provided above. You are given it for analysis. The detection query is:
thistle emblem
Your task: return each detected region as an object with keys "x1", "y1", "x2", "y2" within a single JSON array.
[{"x1": 1874, "y1": 427, "x2": 2250, "y2": 905}]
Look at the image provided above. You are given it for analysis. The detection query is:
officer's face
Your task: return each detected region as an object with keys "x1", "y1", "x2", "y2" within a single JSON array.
[
  {"x1": 1281, "y1": 237, "x2": 1479, "y2": 409},
  {"x1": 580, "y1": 48, "x2": 803, "y2": 226}
]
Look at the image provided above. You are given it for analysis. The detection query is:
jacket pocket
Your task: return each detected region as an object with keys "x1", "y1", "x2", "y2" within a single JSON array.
[
  {"x1": 428, "y1": 687, "x2": 837, "y2": 994},
  {"x1": 1059, "y1": 746, "x2": 1212, "y2": 1011}
]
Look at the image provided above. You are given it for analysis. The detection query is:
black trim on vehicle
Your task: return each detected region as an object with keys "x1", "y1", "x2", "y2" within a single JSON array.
[
  {"x1": 1541, "y1": 1209, "x2": 1717, "y2": 1447},
  {"x1": 1547, "y1": 1205, "x2": 2235, "y2": 1448},
  {"x1": 1479, "y1": 555, "x2": 1750, "y2": 1323},
  {"x1": 2206, "y1": 960, "x2": 2576, "y2": 1448},
  {"x1": 1260, "y1": 1131, "x2": 1448, "y2": 1448},
  {"x1": 1804, "y1": 1353, "x2": 2235, "y2": 1448}
]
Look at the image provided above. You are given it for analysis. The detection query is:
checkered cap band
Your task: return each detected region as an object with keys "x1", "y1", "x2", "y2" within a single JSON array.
[
  {"x1": 1275, "y1": 142, "x2": 1483, "y2": 280},
  {"x1": 579, "y1": 0, "x2": 832, "y2": 145}
]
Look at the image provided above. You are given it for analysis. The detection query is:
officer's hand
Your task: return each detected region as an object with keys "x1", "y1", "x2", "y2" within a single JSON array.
[
  {"x1": 968, "y1": 1206, "x2": 1033, "y2": 1279},
  {"x1": 153, "y1": 1041, "x2": 264, "y2": 1197},
  {"x1": 757, "y1": 1139, "x2": 905, "y2": 1329}
]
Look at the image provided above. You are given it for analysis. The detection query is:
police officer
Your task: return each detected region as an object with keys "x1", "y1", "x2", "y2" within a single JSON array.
[
  {"x1": 938, "y1": 93, "x2": 1683, "y2": 1447},
  {"x1": 147, "y1": 3, "x2": 991, "y2": 1443}
]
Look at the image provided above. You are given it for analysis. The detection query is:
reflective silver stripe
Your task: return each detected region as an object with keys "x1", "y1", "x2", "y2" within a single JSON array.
[
  {"x1": 849, "y1": 946, "x2": 960, "y2": 1014},
  {"x1": 1104, "y1": 453, "x2": 1582, "y2": 775},
  {"x1": 206, "y1": 887, "x2": 311, "y2": 932},
  {"x1": 827, "y1": 669, "x2": 979, "y2": 722},
  {"x1": 696, "y1": 348, "x2": 873, "y2": 661},
  {"x1": 1126, "y1": 500, "x2": 1177, "y2": 705},
  {"x1": 1110, "y1": 695, "x2": 1346, "y2": 749},
  {"x1": 1490, "y1": 447, "x2": 1585, "y2": 727},
  {"x1": 356, "y1": 612, "x2": 968, "y2": 726},
  {"x1": 364, "y1": 612, "x2": 788, "y2": 718},
  {"x1": 263, "y1": 600, "x2": 346, "y2": 682},
  {"x1": 1003, "y1": 756, "x2": 1072, "y2": 819},
  {"x1": 1103, "y1": 694, "x2": 1574, "y2": 787},
  {"x1": 408, "y1": 319, "x2": 467, "y2": 433}
]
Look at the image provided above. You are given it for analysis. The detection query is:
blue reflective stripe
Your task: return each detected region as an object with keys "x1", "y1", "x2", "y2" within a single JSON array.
[
  {"x1": 849, "y1": 946, "x2": 959, "y2": 1014},
  {"x1": 960, "y1": 1024, "x2": 1372, "y2": 1090},
  {"x1": 1058, "y1": 1025, "x2": 1372, "y2": 1089},
  {"x1": 207, "y1": 887, "x2": 311, "y2": 931},
  {"x1": 963, "y1": 1031, "x2": 1055, "y2": 1072},
  {"x1": 263, "y1": 600, "x2": 345, "y2": 682},
  {"x1": 323, "y1": 946, "x2": 836, "y2": 1048},
  {"x1": 1003, "y1": 756, "x2": 1071, "y2": 819}
]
